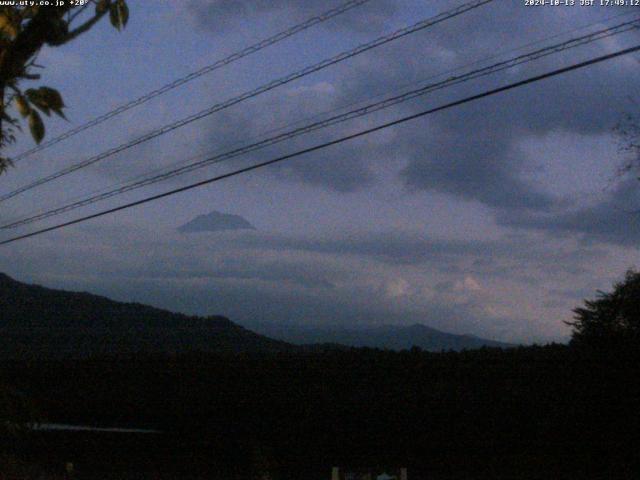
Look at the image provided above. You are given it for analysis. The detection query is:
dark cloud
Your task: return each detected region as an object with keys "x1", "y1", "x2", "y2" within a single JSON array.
[
  {"x1": 258, "y1": 3, "x2": 640, "y2": 212},
  {"x1": 271, "y1": 138, "x2": 378, "y2": 192},
  {"x1": 235, "y1": 230, "x2": 606, "y2": 275},
  {"x1": 187, "y1": 2, "x2": 640, "y2": 212},
  {"x1": 178, "y1": 210, "x2": 256, "y2": 233},
  {"x1": 89, "y1": 104, "x2": 255, "y2": 186},
  {"x1": 398, "y1": 122, "x2": 556, "y2": 211},
  {"x1": 187, "y1": 0, "x2": 397, "y2": 34},
  {"x1": 42, "y1": 268, "x2": 542, "y2": 343},
  {"x1": 1, "y1": 223, "x2": 597, "y2": 343},
  {"x1": 65, "y1": 1, "x2": 640, "y2": 219},
  {"x1": 383, "y1": 19, "x2": 640, "y2": 214},
  {"x1": 97, "y1": 250, "x2": 338, "y2": 290},
  {"x1": 498, "y1": 179, "x2": 640, "y2": 247},
  {"x1": 192, "y1": 82, "x2": 379, "y2": 192}
]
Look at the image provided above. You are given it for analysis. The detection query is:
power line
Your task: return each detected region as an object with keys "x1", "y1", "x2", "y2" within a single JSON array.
[
  {"x1": 11, "y1": 8, "x2": 635, "y2": 225},
  {"x1": 13, "y1": 5, "x2": 633, "y2": 228},
  {"x1": 2, "y1": 13, "x2": 635, "y2": 227},
  {"x1": 10, "y1": 0, "x2": 374, "y2": 163},
  {"x1": 0, "y1": 0, "x2": 494, "y2": 204},
  {"x1": 2, "y1": 43, "x2": 638, "y2": 247},
  {"x1": 3, "y1": 17, "x2": 638, "y2": 230}
]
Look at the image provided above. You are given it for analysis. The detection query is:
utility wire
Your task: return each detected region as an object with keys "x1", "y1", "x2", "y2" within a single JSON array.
[
  {"x1": 0, "y1": 0, "x2": 494, "y2": 204},
  {"x1": 10, "y1": 9, "x2": 632, "y2": 228},
  {"x1": 3, "y1": 18, "x2": 637, "y2": 230},
  {"x1": 1, "y1": 43, "x2": 638, "y2": 246},
  {"x1": 10, "y1": 0, "x2": 374, "y2": 163},
  {"x1": 2, "y1": 12, "x2": 635, "y2": 226},
  {"x1": 13, "y1": 5, "x2": 634, "y2": 226}
]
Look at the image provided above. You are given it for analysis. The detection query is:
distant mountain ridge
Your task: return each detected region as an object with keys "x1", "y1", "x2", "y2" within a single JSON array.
[
  {"x1": 246, "y1": 322, "x2": 513, "y2": 351},
  {"x1": 0, "y1": 273, "x2": 511, "y2": 359},
  {"x1": 0, "y1": 273, "x2": 291, "y2": 359}
]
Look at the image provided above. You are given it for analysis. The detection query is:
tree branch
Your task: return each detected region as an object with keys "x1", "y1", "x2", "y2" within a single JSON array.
[
  {"x1": 0, "y1": 8, "x2": 65, "y2": 83},
  {"x1": 52, "y1": 7, "x2": 109, "y2": 45},
  {"x1": 68, "y1": 3, "x2": 91, "y2": 24}
]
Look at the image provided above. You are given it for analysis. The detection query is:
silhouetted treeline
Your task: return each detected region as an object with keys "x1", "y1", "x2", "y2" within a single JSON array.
[{"x1": 2, "y1": 343, "x2": 640, "y2": 479}]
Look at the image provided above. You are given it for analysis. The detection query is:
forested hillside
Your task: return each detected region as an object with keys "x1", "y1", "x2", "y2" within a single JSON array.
[{"x1": 0, "y1": 273, "x2": 292, "y2": 358}]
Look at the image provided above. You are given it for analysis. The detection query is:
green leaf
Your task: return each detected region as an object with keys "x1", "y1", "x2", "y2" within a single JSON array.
[
  {"x1": 118, "y1": 0, "x2": 129, "y2": 28},
  {"x1": 29, "y1": 94, "x2": 50, "y2": 116},
  {"x1": 109, "y1": 0, "x2": 128, "y2": 30},
  {"x1": 51, "y1": 107, "x2": 66, "y2": 120},
  {"x1": 37, "y1": 105, "x2": 51, "y2": 116},
  {"x1": 25, "y1": 88, "x2": 40, "y2": 104},
  {"x1": 21, "y1": 6, "x2": 39, "y2": 19},
  {"x1": 28, "y1": 110, "x2": 45, "y2": 144},
  {"x1": 25, "y1": 87, "x2": 66, "y2": 118},
  {"x1": 46, "y1": 17, "x2": 68, "y2": 45},
  {"x1": 0, "y1": 11, "x2": 18, "y2": 39},
  {"x1": 95, "y1": 0, "x2": 110, "y2": 15},
  {"x1": 109, "y1": 3, "x2": 120, "y2": 30},
  {"x1": 15, "y1": 96, "x2": 30, "y2": 117},
  {"x1": 39, "y1": 86, "x2": 65, "y2": 110}
]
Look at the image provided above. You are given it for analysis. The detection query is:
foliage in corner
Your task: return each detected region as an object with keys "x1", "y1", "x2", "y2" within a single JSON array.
[
  {"x1": 615, "y1": 112, "x2": 640, "y2": 180},
  {"x1": 567, "y1": 269, "x2": 640, "y2": 348},
  {"x1": 0, "y1": 0, "x2": 129, "y2": 173}
]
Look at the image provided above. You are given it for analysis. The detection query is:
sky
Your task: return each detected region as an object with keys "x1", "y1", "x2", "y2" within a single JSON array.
[{"x1": 1, "y1": 0, "x2": 640, "y2": 343}]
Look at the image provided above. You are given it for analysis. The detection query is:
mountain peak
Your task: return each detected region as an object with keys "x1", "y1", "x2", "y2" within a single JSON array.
[{"x1": 178, "y1": 211, "x2": 256, "y2": 233}]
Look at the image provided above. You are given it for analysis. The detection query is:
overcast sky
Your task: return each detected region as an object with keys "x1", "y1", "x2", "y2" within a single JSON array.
[{"x1": 1, "y1": 0, "x2": 639, "y2": 343}]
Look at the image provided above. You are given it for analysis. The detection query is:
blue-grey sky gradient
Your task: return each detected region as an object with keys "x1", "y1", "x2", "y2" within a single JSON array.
[{"x1": 1, "y1": 0, "x2": 639, "y2": 343}]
